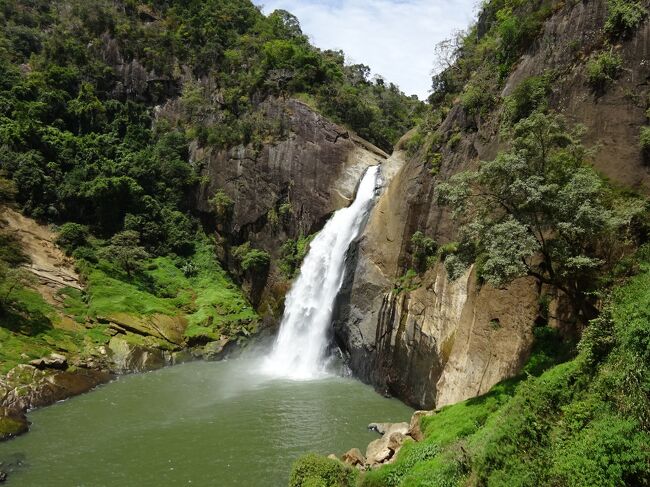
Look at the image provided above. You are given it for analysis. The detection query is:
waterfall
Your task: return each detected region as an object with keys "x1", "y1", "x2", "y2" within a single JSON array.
[{"x1": 263, "y1": 166, "x2": 380, "y2": 380}]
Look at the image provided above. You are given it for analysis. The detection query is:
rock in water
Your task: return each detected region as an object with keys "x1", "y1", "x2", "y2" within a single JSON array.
[{"x1": 0, "y1": 408, "x2": 28, "y2": 441}]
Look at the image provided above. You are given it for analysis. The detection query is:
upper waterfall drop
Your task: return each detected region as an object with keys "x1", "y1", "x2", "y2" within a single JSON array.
[{"x1": 263, "y1": 166, "x2": 381, "y2": 380}]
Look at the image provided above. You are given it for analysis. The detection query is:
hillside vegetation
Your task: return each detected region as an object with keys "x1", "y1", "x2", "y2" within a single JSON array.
[
  {"x1": 0, "y1": 0, "x2": 423, "y2": 373},
  {"x1": 291, "y1": 0, "x2": 650, "y2": 485}
]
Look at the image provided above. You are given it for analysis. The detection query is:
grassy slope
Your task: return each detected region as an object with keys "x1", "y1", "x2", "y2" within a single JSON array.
[
  {"x1": 355, "y1": 248, "x2": 650, "y2": 487},
  {"x1": 0, "y1": 238, "x2": 258, "y2": 373},
  {"x1": 288, "y1": 248, "x2": 649, "y2": 486}
]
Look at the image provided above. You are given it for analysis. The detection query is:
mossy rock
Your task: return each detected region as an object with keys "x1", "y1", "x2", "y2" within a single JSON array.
[{"x1": 0, "y1": 409, "x2": 28, "y2": 441}]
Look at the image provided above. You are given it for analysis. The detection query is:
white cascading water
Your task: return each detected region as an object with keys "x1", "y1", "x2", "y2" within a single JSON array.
[{"x1": 262, "y1": 166, "x2": 380, "y2": 380}]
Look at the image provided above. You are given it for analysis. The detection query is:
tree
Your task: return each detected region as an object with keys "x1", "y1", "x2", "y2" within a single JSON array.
[
  {"x1": 0, "y1": 262, "x2": 36, "y2": 311},
  {"x1": 103, "y1": 230, "x2": 149, "y2": 277},
  {"x1": 437, "y1": 112, "x2": 644, "y2": 321},
  {"x1": 56, "y1": 223, "x2": 89, "y2": 254}
]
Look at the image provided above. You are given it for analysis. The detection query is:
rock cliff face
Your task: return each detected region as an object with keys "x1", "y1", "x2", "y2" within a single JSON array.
[
  {"x1": 334, "y1": 147, "x2": 540, "y2": 408},
  {"x1": 335, "y1": 0, "x2": 650, "y2": 409},
  {"x1": 194, "y1": 98, "x2": 387, "y2": 319}
]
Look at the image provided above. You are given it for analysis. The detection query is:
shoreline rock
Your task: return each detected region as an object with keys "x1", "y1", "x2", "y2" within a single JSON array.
[{"x1": 340, "y1": 411, "x2": 435, "y2": 470}]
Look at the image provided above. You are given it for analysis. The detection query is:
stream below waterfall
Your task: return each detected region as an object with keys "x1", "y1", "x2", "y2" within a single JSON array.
[
  {"x1": 0, "y1": 166, "x2": 396, "y2": 486},
  {"x1": 0, "y1": 358, "x2": 412, "y2": 486}
]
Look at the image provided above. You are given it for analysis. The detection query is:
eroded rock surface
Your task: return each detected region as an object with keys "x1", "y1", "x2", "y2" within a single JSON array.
[{"x1": 334, "y1": 0, "x2": 650, "y2": 410}]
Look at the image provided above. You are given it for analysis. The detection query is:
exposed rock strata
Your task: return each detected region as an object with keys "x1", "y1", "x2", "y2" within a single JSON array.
[
  {"x1": 334, "y1": 0, "x2": 650, "y2": 410},
  {"x1": 193, "y1": 97, "x2": 387, "y2": 320}
]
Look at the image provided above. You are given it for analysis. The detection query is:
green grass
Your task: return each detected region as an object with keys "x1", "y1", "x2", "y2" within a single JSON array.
[
  {"x1": 348, "y1": 247, "x2": 650, "y2": 487},
  {"x1": 1, "y1": 237, "x2": 258, "y2": 373},
  {"x1": 65, "y1": 238, "x2": 258, "y2": 343},
  {"x1": 0, "y1": 287, "x2": 91, "y2": 373}
]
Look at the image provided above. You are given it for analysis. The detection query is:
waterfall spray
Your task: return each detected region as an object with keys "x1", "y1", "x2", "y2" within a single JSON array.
[{"x1": 263, "y1": 166, "x2": 380, "y2": 380}]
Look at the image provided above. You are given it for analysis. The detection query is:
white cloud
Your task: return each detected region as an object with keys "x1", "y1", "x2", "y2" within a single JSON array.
[{"x1": 257, "y1": 0, "x2": 478, "y2": 99}]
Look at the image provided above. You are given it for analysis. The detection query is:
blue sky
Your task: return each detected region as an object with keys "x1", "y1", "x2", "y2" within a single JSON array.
[{"x1": 257, "y1": 0, "x2": 478, "y2": 99}]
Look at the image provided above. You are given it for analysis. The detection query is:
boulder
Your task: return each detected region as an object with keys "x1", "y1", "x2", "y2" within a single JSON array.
[
  {"x1": 107, "y1": 337, "x2": 166, "y2": 373},
  {"x1": 341, "y1": 448, "x2": 366, "y2": 467},
  {"x1": 0, "y1": 408, "x2": 28, "y2": 441},
  {"x1": 407, "y1": 410, "x2": 434, "y2": 442},
  {"x1": 365, "y1": 438, "x2": 393, "y2": 466},
  {"x1": 29, "y1": 353, "x2": 67, "y2": 370},
  {"x1": 368, "y1": 421, "x2": 408, "y2": 436}
]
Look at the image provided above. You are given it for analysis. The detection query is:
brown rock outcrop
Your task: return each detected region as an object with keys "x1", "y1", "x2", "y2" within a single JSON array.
[{"x1": 335, "y1": 0, "x2": 650, "y2": 409}]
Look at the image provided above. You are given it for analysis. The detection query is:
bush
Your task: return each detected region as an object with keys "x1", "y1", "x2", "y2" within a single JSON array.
[
  {"x1": 233, "y1": 242, "x2": 271, "y2": 273},
  {"x1": 640, "y1": 126, "x2": 650, "y2": 162},
  {"x1": 460, "y1": 78, "x2": 495, "y2": 116},
  {"x1": 240, "y1": 249, "x2": 270, "y2": 272},
  {"x1": 289, "y1": 454, "x2": 357, "y2": 487},
  {"x1": 56, "y1": 223, "x2": 89, "y2": 254},
  {"x1": 605, "y1": 0, "x2": 647, "y2": 39},
  {"x1": 411, "y1": 231, "x2": 437, "y2": 273},
  {"x1": 504, "y1": 74, "x2": 552, "y2": 124},
  {"x1": 586, "y1": 51, "x2": 623, "y2": 93},
  {"x1": 209, "y1": 190, "x2": 234, "y2": 223}
]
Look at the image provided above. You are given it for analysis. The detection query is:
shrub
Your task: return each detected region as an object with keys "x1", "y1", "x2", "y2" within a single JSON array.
[
  {"x1": 240, "y1": 248, "x2": 270, "y2": 272},
  {"x1": 0, "y1": 232, "x2": 28, "y2": 266},
  {"x1": 605, "y1": 0, "x2": 648, "y2": 39},
  {"x1": 289, "y1": 454, "x2": 357, "y2": 487},
  {"x1": 209, "y1": 190, "x2": 234, "y2": 222},
  {"x1": 640, "y1": 126, "x2": 650, "y2": 162},
  {"x1": 447, "y1": 132, "x2": 462, "y2": 149},
  {"x1": 56, "y1": 223, "x2": 89, "y2": 254},
  {"x1": 504, "y1": 74, "x2": 552, "y2": 124},
  {"x1": 460, "y1": 79, "x2": 495, "y2": 116},
  {"x1": 586, "y1": 51, "x2": 623, "y2": 93},
  {"x1": 233, "y1": 242, "x2": 271, "y2": 272},
  {"x1": 411, "y1": 231, "x2": 437, "y2": 273},
  {"x1": 394, "y1": 269, "x2": 419, "y2": 294},
  {"x1": 0, "y1": 177, "x2": 17, "y2": 203}
]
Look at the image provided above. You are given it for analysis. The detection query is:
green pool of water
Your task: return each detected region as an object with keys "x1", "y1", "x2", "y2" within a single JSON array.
[{"x1": 0, "y1": 358, "x2": 412, "y2": 486}]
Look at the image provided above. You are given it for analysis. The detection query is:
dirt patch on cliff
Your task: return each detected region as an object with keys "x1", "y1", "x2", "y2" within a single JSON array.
[{"x1": 0, "y1": 207, "x2": 82, "y2": 306}]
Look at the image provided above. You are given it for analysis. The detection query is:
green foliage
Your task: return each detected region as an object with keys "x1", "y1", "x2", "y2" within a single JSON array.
[
  {"x1": 429, "y1": 0, "x2": 555, "y2": 108},
  {"x1": 394, "y1": 269, "x2": 419, "y2": 294},
  {"x1": 56, "y1": 222, "x2": 89, "y2": 254},
  {"x1": 586, "y1": 50, "x2": 623, "y2": 93},
  {"x1": 289, "y1": 454, "x2": 357, "y2": 487},
  {"x1": 240, "y1": 248, "x2": 270, "y2": 272},
  {"x1": 101, "y1": 230, "x2": 149, "y2": 277},
  {"x1": 605, "y1": 0, "x2": 648, "y2": 39},
  {"x1": 447, "y1": 132, "x2": 462, "y2": 150},
  {"x1": 410, "y1": 231, "x2": 437, "y2": 273},
  {"x1": 460, "y1": 72, "x2": 496, "y2": 117},
  {"x1": 640, "y1": 126, "x2": 650, "y2": 161},
  {"x1": 361, "y1": 248, "x2": 650, "y2": 487},
  {"x1": 280, "y1": 233, "x2": 314, "y2": 277},
  {"x1": 437, "y1": 112, "x2": 643, "y2": 318},
  {"x1": 232, "y1": 242, "x2": 270, "y2": 273},
  {"x1": 503, "y1": 74, "x2": 552, "y2": 124},
  {"x1": 210, "y1": 190, "x2": 235, "y2": 223},
  {"x1": 0, "y1": 177, "x2": 17, "y2": 202},
  {"x1": 0, "y1": 231, "x2": 28, "y2": 266}
]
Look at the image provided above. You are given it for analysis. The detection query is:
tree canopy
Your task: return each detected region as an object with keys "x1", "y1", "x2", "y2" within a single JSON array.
[{"x1": 437, "y1": 112, "x2": 645, "y2": 319}]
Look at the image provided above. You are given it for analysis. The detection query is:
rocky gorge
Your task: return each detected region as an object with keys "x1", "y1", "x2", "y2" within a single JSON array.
[{"x1": 1, "y1": 0, "x2": 649, "y2": 485}]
